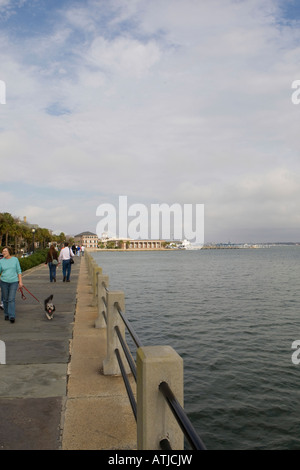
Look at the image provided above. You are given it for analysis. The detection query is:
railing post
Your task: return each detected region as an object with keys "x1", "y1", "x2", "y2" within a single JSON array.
[
  {"x1": 136, "y1": 345, "x2": 184, "y2": 450},
  {"x1": 91, "y1": 265, "x2": 102, "y2": 305},
  {"x1": 85, "y1": 252, "x2": 93, "y2": 277},
  {"x1": 95, "y1": 273, "x2": 109, "y2": 328},
  {"x1": 102, "y1": 291, "x2": 131, "y2": 376},
  {"x1": 85, "y1": 252, "x2": 96, "y2": 285}
]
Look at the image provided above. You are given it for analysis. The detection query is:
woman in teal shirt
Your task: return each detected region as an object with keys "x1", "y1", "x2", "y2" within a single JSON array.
[{"x1": 0, "y1": 247, "x2": 23, "y2": 323}]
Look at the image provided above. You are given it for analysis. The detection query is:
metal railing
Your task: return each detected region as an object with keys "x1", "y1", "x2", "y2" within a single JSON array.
[
  {"x1": 87, "y1": 253, "x2": 207, "y2": 450},
  {"x1": 115, "y1": 300, "x2": 206, "y2": 450},
  {"x1": 159, "y1": 381, "x2": 206, "y2": 450}
]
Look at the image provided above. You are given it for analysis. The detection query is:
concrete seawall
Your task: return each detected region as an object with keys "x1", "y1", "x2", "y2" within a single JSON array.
[
  {"x1": 62, "y1": 255, "x2": 136, "y2": 450},
  {"x1": 0, "y1": 256, "x2": 136, "y2": 450}
]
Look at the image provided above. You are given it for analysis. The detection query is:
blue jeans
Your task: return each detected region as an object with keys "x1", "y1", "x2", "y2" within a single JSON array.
[
  {"x1": 48, "y1": 262, "x2": 57, "y2": 282},
  {"x1": 62, "y1": 259, "x2": 71, "y2": 281},
  {"x1": 1, "y1": 281, "x2": 19, "y2": 320}
]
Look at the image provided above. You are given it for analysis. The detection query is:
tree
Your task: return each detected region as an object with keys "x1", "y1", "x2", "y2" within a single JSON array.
[
  {"x1": 57, "y1": 232, "x2": 65, "y2": 245},
  {"x1": 0, "y1": 212, "x2": 15, "y2": 246},
  {"x1": 35, "y1": 228, "x2": 52, "y2": 249},
  {"x1": 22, "y1": 226, "x2": 34, "y2": 252},
  {"x1": 0, "y1": 212, "x2": 70, "y2": 254}
]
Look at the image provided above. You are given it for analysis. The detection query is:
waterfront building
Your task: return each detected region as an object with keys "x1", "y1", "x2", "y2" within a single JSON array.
[
  {"x1": 128, "y1": 240, "x2": 164, "y2": 249},
  {"x1": 74, "y1": 231, "x2": 165, "y2": 249},
  {"x1": 74, "y1": 231, "x2": 99, "y2": 249}
]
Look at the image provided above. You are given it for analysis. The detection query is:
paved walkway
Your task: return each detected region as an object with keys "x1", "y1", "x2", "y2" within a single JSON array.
[{"x1": 0, "y1": 256, "x2": 136, "y2": 450}]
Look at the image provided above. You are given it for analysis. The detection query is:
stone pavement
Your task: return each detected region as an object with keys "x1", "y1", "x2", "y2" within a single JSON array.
[
  {"x1": 0, "y1": 255, "x2": 136, "y2": 450},
  {"x1": 0, "y1": 258, "x2": 80, "y2": 450}
]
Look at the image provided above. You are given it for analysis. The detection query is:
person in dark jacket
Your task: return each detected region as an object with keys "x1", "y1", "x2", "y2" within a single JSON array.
[{"x1": 45, "y1": 244, "x2": 59, "y2": 282}]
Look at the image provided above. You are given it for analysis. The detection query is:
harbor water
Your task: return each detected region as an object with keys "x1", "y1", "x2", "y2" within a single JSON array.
[{"x1": 91, "y1": 247, "x2": 300, "y2": 450}]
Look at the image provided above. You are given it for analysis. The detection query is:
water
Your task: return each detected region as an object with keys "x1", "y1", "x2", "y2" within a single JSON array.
[{"x1": 91, "y1": 247, "x2": 300, "y2": 450}]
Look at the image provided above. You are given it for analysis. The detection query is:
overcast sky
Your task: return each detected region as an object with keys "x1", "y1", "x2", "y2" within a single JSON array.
[{"x1": 1, "y1": 0, "x2": 300, "y2": 243}]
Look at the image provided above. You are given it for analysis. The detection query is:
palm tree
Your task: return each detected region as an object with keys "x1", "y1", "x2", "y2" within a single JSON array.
[
  {"x1": 0, "y1": 212, "x2": 15, "y2": 247},
  {"x1": 35, "y1": 227, "x2": 52, "y2": 249},
  {"x1": 17, "y1": 222, "x2": 30, "y2": 253},
  {"x1": 9, "y1": 220, "x2": 20, "y2": 254},
  {"x1": 0, "y1": 212, "x2": 68, "y2": 254},
  {"x1": 22, "y1": 226, "x2": 34, "y2": 252}
]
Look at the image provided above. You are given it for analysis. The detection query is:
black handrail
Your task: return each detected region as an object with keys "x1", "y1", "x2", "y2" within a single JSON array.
[
  {"x1": 116, "y1": 303, "x2": 143, "y2": 348},
  {"x1": 99, "y1": 270, "x2": 206, "y2": 450},
  {"x1": 115, "y1": 325, "x2": 137, "y2": 381},
  {"x1": 115, "y1": 348, "x2": 137, "y2": 420},
  {"x1": 101, "y1": 295, "x2": 107, "y2": 324},
  {"x1": 159, "y1": 381, "x2": 207, "y2": 450},
  {"x1": 102, "y1": 294, "x2": 107, "y2": 309},
  {"x1": 160, "y1": 438, "x2": 172, "y2": 450}
]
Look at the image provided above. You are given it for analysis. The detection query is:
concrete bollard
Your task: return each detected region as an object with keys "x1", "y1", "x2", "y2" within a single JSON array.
[
  {"x1": 85, "y1": 252, "x2": 94, "y2": 281},
  {"x1": 95, "y1": 273, "x2": 109, "y2": 328},
  {"x1": 88, "y1": 256, "x2": 97, "y2": 280},
  {"x1": 102, "y1": 291, "x2": 131, "y2": 376},
  {"x1": 91, "y1": 265, "x2": 102, "y2": 306},
  {"x1": 136, "y1": 345, "x2": 184, "y2": 450}
]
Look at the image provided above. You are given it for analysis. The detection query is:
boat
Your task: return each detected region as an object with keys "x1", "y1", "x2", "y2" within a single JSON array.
[{"x1": 177, "y1": 239, "x2": 202, "y2": 250}]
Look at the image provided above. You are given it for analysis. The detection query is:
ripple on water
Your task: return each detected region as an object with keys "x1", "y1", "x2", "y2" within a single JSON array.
[{"x1": 93, "y1": 248, "x2": 300, "y2": 449}]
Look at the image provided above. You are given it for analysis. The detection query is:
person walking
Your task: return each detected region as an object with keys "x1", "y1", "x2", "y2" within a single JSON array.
[
  {"x1": 58, "y1": 242, "x2": 74, "y2": 282},
  {"x1": 0, "y1": 247, "x2": 23, "y2": 323},
  {"x1": 45, "y1": 244, "x2": 59, "y2": 282}
]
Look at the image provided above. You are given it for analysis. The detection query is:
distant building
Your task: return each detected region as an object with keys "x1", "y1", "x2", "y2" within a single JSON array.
[
  {"x1": 74, "y1": 231, "x2": 98, "y2": 248},
  {"x1": 128, "y1": 240, "x2": 164, "y2": 249},
  {"x1": 74, "y1": 231, "x2": 165, "y2": 250}
]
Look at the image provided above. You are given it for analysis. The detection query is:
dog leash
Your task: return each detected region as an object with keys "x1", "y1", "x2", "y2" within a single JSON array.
[{"x1": 18, "y1": 285, "x2": 44, "y2": 309}]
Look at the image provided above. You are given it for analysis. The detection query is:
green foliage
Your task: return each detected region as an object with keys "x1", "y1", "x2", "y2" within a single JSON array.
[
  {"x1": 0, "y1": 211, "x2": 64, "y2": 253},
  {"x1": 106, "y1": 241, "x2": 116, "y2": 249},
  {"x1": 19, "y1": 249, "x2": 49, "y2": 272}
]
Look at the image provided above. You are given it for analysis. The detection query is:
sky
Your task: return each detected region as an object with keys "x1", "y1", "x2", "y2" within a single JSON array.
[{"x1": 1, "y1": 0, "x2": 300, "y2": 243}]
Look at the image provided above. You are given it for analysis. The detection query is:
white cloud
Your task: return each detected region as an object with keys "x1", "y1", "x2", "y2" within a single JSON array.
[
  {"x1": 0, "y1": 0, "x2": 10, "y2": 8},
  {"x1": 87, "y1": 36, "x2": 161, "y2": 78},
  {"x1": 1, "y1": 0, "x2": 300, "y2": 241}
]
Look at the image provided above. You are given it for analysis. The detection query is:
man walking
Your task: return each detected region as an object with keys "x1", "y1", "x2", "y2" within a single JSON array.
[{"x1": 58, "y1": 242, "x2": 74, "y2": 282}]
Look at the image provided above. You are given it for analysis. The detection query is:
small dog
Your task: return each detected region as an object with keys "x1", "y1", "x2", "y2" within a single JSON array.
[{"x1": 44, "y1": 294, "x2": 55, "y2": 320}]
